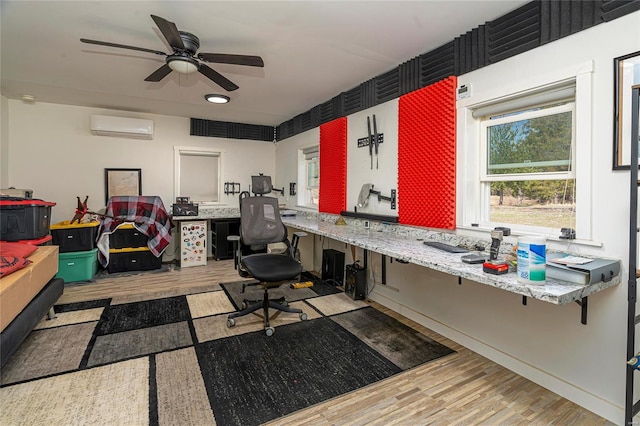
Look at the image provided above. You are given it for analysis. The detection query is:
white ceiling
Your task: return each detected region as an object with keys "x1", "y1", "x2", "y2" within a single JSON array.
[{"x1": 1, "y1": 1, "x2": 529, "y2": 127}]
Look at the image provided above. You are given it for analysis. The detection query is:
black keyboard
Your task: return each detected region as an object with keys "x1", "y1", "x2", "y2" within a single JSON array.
[{"x1": 423, "y1": 241, "x2": 469, "y2": 253}]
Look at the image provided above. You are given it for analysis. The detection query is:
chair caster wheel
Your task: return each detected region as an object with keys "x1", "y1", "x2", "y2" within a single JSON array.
[
  {"x1": 300, "y1": 313, "x2": 308, "y2": 321},
  {"x1": 227, "y1": 318, "x2": 235, "y2": 328},
  {"x1": 265, "y1": 327, "x2": 275, "y2": 336}
]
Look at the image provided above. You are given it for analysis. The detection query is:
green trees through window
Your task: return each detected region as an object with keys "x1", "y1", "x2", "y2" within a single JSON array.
[{"x1": 482, "y1": 103, "x2": 575, "y2": 230}]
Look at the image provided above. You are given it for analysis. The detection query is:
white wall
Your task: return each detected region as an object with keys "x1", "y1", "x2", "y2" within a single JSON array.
[
  {"x1": 346, "y1": 102, "x2": 399, "y2": 217},
  {"x1": 1, "y1": 96, "x2": 8, "y2": 187},
  {"x1": 6, "y1": 101, "x2": 276, "y2": 225},
  {"x1": 275, "y1": 127, "x2": 319, "y2": 211},
  {"x1": 275, "y1": 11, "x2": 640, "y2": 423}
]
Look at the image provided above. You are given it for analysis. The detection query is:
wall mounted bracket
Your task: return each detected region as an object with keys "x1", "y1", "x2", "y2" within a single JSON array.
[
  {"x1": 522, "y1": 295, "x2": 588, "y2": 325},
  {"x1": 224, "y1": 182, "x2": 241, "y2": 195}
]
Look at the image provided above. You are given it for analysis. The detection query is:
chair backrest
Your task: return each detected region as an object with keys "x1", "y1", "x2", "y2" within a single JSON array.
[
  {"x1": 239, "y1": 194, "x2": 287, "y2": 247},
  {"x1": 251, "y1": 175, "x2": 272, "y2": 196}
]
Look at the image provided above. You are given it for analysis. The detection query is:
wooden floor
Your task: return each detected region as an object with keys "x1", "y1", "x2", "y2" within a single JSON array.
[{"x1": 61, "y1": 260, "x2": 611, "y2": 425}]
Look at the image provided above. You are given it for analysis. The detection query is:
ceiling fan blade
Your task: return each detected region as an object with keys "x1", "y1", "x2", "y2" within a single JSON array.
[
  {"x1": 198, "y1": 64, "x2": 239, "y2": 91},
  {"x1": 198, "y1": 53, "x2": 264, "y2": 67},
  {"x1": 151, "y1": 15, "x2": 185, "y2": 50},
  {"x1": 144, "y1": 64, "x2": 173, "y2": 82},
  {"x1": 80, "y1": 38, "x2": 166, "y2": 56}
]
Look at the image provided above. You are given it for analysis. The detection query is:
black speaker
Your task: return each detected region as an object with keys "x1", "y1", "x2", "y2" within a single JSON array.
[
  {"x1": 322, "y1": 249, "x2": 345, "y2": 285},
  {"x1": 345, "y1": 263, "x2": 366, "y2": 300}
]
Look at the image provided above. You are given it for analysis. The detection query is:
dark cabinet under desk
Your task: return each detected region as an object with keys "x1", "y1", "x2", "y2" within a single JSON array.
[{"x1": 210, "y1": 219, "x2": 240, "y2": 260}]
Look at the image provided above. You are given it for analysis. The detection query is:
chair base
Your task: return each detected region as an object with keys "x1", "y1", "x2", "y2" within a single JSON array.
[{"x1": 227, "y1": 286, "x2": 307, "y2": 336}]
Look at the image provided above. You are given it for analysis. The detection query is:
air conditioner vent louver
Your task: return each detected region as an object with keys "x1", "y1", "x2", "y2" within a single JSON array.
[{"x1": 90, "y1": 115, "x2": 154, "y2": 139}]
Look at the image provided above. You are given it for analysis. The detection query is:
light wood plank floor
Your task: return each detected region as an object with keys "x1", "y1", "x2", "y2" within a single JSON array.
[{"x1": 61, "y1": 260, "x2": 612, "y2": 425}]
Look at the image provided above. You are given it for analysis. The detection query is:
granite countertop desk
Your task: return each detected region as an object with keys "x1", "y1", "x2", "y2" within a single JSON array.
[
  {"x1": 174, "y1": 208, "x2": 619, "y2": 322},
  {"x1": 280, "y1": 215, "x2": 620, "y2": 313},
  {"x1": 171, "y1": 207, "x2": 240, "y2": 221}
]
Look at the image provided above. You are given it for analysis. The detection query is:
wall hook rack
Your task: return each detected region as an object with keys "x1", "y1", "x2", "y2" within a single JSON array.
[{"x1": 224, "y1": 182, "x2": 241, "y2": 195}]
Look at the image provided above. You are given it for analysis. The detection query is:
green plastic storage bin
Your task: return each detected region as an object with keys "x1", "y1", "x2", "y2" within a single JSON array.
[{"x1": 56, "y1": 248, "x2": 99, "y2": 283}]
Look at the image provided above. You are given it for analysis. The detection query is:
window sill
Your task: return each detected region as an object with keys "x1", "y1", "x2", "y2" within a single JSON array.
[
  {"x1": 456, "y1": 225, "x2": 603, "y2": 248},
  {"x1": 295, "y1": 204, "x2": 318, "y2": 212}
]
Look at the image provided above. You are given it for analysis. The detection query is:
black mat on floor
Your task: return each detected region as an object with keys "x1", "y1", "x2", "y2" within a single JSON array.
[
  {"x1": 197, "y1": 316, "x2": 402, "y2": 426},
  {"x1": 221, "y1": 271, "x2": 341, "y2": 311},
  {"x1": 54, "y1": 298, "x2": 111, "y2": 313},
  {"x1": 220, "y1": 280, "x2": 312, "y2": 310},
  {"x1": 331, "y1": 307, "x2": 456, "y2": 370},
  {"x1": 95, "y1": 296, "x2": 191, "y2": 335}
]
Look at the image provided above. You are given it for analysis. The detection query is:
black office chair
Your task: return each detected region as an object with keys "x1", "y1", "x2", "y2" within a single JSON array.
[{"x1": 227, "y1": 175, "x2": 307, "y2": 336}]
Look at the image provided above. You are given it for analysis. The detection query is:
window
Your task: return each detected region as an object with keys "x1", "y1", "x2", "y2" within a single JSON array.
[
  {"x1": 298, "y1": 146, "x2": 319, "y2": 207},
  {"x1": 461, "y1": 77, "x2": 592, "y2": 236},
  {"x1": 480, "y1": 101, "x2": 576, "y2": 231},
  {"x1": 460, "y1": 63, "x2": 593, "y2": 240},
  {"x1": 174, "y1": 146, "x2": 221, "y2": 203}
]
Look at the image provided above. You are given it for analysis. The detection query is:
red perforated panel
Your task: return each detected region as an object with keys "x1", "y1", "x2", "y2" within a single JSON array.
[
  {"x1": 319, "y1": 117, "x2": 347, "y2": 214},
  {"x1": 398, "y1": 76, "x2": 457, "y2": 229}
]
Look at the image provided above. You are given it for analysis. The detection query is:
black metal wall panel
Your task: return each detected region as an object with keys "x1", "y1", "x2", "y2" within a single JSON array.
[
  {"x1": 343, "y1": 85, "x2": 362, "y2": 116},
  {"x1": 319, "y1": 99, "x2": 334, "y2": 124},
  {"x1": 310, "y1": 106, "x2": 321, "y2": 129},
  {"x1": 361, "y1": 78, "x2": 377, "y2": 110},
  {"x1": 421, "y1": 41, "x2": 455, "y2": 88},
  {"x1": 300, "y1": 110, "x2": 313, "y2": 132},
  {"x1": 190, "y1": 118, "x2": 208, "y2": 137},
  {"x1": 293, "y1": 114, "x2": 303, "y2": 134},
  {"x1": 239, "y1": 124, "x2": 273, "y2": 141},
  {"x1": 279, "y1": 119, "x2": 295, "y2": 140},
  {"x1": 454, "y1": 26, "x2": 487, "y2": 76},
  {"x1": 399, "y1": 57, "x2": 421, "y2": 96},
  {"x1": 376, "y1": 68, "x2": 400, "y2": 104},
  {"x1": 190, "y1": 118, "x2": 273, "y2": 141},
  {"x1": 487, "y1": 1, "x2": 541, "y2": 64},
  {"x1": 540, "y1": 0, "x2": 603, "y2": 44},
  {"x1": 602, "y1": 0, "x2": 640, "y2": 21},
  {"x1": 422, "y1": 41, "x2": 455, "y2": 86}
]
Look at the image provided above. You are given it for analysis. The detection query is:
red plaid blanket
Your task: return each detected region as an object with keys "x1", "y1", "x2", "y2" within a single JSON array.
[{"x1": 97, "y1": 196, "x2": 172, "y2": 266}]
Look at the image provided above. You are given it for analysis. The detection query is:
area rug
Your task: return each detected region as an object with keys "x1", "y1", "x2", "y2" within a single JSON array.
[
  {"x1": 0, "y1": 282, "x2": 455, "y2": 426},
  {"x1": 220, "y1": 272, "x2": 341, "y2": 310}
]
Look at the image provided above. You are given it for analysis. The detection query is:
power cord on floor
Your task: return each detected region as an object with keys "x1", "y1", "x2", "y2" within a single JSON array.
[{"x1": 367, "y1": 263, "x2": 376, "y2": 297}]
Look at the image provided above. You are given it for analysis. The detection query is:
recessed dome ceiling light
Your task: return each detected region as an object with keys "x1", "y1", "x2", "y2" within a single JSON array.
[
  {"x1": 205, "y1": 94, "x2": 230, "y2": 104},
  {"x1": 21, "y1": 94, "x2": 35, "y2": 102}
]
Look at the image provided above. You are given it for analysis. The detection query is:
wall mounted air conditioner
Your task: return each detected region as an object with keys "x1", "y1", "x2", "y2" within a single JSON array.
[{"x1": 90, "y1": 115, "x2": 154, "y2": 139}]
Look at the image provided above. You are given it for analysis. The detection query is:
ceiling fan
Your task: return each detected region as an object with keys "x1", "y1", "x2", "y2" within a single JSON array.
[{"x1": 80, "y1": 14, "x2": 264, "y2": 91}]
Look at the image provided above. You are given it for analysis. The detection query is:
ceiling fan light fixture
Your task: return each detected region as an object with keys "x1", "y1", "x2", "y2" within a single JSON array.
[
  {"x1": 167, "y1": 55, "x2": 199, "y2": 74},
  {"x1": 205, "y1": 94, "x2": 230, "y2": 104}
]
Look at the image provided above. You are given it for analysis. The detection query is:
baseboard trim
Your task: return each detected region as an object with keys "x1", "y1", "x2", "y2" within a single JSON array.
[{"x1": 368, "y1": 290, "x2": 623, "y2": 424}]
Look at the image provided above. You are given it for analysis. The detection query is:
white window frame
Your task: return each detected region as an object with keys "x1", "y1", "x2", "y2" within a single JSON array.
[
  {"x1": 173, "y1": 146, "x2": 223, "y2": 204},
  {"x1": 297, "y1": 145, "x2": 319, "y2": 209},
  {"x1": 479, "y1": 102, "x2": 576, "y2": 233},
  {"x1": 457, "y1": 61, "x2": 593, "y2": 241}
]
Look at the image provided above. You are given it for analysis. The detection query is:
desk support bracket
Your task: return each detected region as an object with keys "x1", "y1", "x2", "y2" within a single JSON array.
[
  {"x1": 381, "y1": 254, "x2": 386, "y2": 285},
  {"x1": 576, "y1": 297, "x2": 588, "y2": 325},
  {"x1": 522, "y1": 295, "x2": 588, "y2": 325}
]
